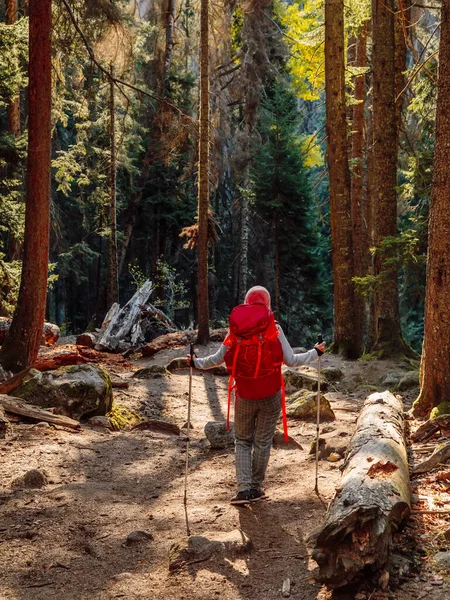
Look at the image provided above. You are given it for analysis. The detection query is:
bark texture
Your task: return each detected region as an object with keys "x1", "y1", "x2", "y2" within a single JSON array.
[
  {"x1": 350, "y1": 22, "x2": 369, "y2": 350},
  {"x1": 413, "y1": 0, "x2": 450, "y2": 416},
  {"x1": 196, "y1": 0, "x2": 210, "y2": 344},
  {"x1": 313, "y1": 391, "x2": 410, "y2": 588},
  {"x1": 325, "y1": 0, "x2": 359, "y2": 358},
  {"x1": 371, "y1": 0, "x2": 408, "y2": 354},
  {"x1": 0, "y1": 0, "x2": 52, "y2": 371}
]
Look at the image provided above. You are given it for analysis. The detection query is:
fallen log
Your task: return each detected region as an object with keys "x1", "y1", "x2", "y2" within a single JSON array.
[
  {"x1": 312, "y1": 391, "x2": 410, "y2": 588},
  {"x1": 412, "y1": 415, "x2": 450, "y2": 443},
  {"x1": 130, "y1": 419, "x2": 180, "y2": 436},
  {"x1": 0, "y1": 395, "x2": 81, "y2": 429},
  {"x1": 0, "y1": 368, "x2": 31, "y2": 394},
  {"x1": 34, "y1": 347, "x2": 88, "y2": 371},
  {"x1": 140, "y1": 328, "x2": 228, "y2": 358},
  {"x1": 411, "y1": 441, "x2": 450, "y2": 474}
]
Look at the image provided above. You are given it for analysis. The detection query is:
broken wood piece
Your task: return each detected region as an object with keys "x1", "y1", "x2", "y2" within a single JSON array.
[
  {"x1": 282, "y1": 577, "x2": 291, "y2": 598},
  {"x1": 0, "y1": 395, "x2": 81, "y2": 429},
  {"x1": 111, "y1": 380, "x2": 129, "y2": 389},
  {"x1": 411, "y1": 441, "x2": 450, "y2": 474},
  {"x1": 34, "y1": 347, "x2": 88, "y2": 371},
  {"x1": 312, "y1": 391, "x2": 410, "y2": 588},
  {"x1": 0, "y1": 368, "x2": 31, "y2": 394},
  {"x1": 130, "y1": 419, "x2": 180, "y2": 436},
  {"x1": 96, "y1": 281, "x2": 153, "y2": 352},
  {"x1": 412, "y1": 415, "x2": 450, "y2": 443}
]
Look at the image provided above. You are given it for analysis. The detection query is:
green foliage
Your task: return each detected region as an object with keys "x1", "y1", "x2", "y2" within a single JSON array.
[
  {"x1": 0, "y1": 256, "x2": 21, "y2": 316},
  {"x1": 0, "y1": 18, "x2": 28, "y2": 107}
]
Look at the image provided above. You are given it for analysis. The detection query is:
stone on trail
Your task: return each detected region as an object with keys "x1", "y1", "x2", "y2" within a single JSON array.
[
  {"x1": 322, "y1": 367, "x2": 343, "y2": 383},
  {"x1": 169, "y1": 529, "x2": 252, "y2": 571},
  {"x1": 204, "y1": 421, "x2": 235, "y2": 449},
  {"x1": 286, "y1": 390, "x2": 335, "y2": 422},
  {"x1": 13, "y1": 364, "x2": 113, "y2": 420},
  {"x1": 380, "y1": 371, "x2": 405, "y2": 388},
  {"x1": 395, "y1": 371, "x2": 420, "y2": 391},
  {"x1": 273, "y1": 429, "x2": 303, "y2": 448},
  {"x1": 283, "y1": 369, "x2": 328, "y2": 394},
  {"x1": 11, "y1": 468, "x2": 47, "y2": 489},
  {"x1": 88, "y1": 415, "x2": 113, "y2": 429},
  {"x1": 133, "y1": 365, "x2": 168, "y2": 379},
  {"x1": 125, "y1": 530, "x2": 153, "y2": 546},
  {"x1": 76, "y1": 332, "x2": 96, "y2": 348}
]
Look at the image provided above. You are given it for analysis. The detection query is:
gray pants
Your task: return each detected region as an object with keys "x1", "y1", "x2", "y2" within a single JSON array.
[{"x1": 234, "y1": 390, "x2": 281, "y2": 492}]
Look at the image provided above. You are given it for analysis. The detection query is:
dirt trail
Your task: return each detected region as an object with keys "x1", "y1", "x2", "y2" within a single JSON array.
[{"x1": 0, "y1": 343, "x2": 448, "y2": 600}]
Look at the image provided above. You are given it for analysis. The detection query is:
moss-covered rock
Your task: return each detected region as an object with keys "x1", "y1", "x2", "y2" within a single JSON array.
[
  {"x1": 322, "y1": 367, "x2": 344, "y2": 383},
  {"x1": 13, "y1": 364, "x2": 113, "y2": 420},
  {"x1": 133, "y1": 365, "x2": 168, "y2": 379},
  {"x1": 286, "y1": 390, "x2": 335, "y2": 422},
  {"x1": 283, "y1": 369, "x2": 328, "y2": 394},
  {"x1": 107, "y1": 403, "x2": 142, "y2": 430},
  {"x1": 430, "y1": 401, "x2": 450, "y2": 419},
  {"x1": 395, "y1": 371, "x2": 420, "y2": 391}
]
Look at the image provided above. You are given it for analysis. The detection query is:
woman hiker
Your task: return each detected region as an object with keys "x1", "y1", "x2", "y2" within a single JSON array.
[{"x1": 187, "y1": 286, "x2": 326, "y2": 506}]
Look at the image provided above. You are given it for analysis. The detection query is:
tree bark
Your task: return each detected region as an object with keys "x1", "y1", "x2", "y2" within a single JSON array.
[
  {"x1": 238, "y1": 192, "x2": 250, "y2": 304},
  {"x1": 196, "y1": 0, "x2": 210, "y2": 344},
  {"x1": 413, "y1": 0, "x2": 450, "y2": 417},
  {"x1": 350, "y1": 22, "x2": 369, "y2": 349},
  {"x1": 106, "y1": 65, "x2": 119, "y2": 310},
  {"x1": 371, "y1": 0, "x2": 409, "y2": 355},
  {"x1": 0, "y1": 0, "x2": 52, "y2": 372},
  {"x1": 0, "y1": 395, "x2": 81, "y2": 429},
  {"x1": 313, "y1": 391, "x2": 410, "y2": 588},
  {"x1": 325, "y1": 0, "x2": 360, "y2": 358},
  {"x1": 6, "y1": 0, "x2": 21, "y2": 138}
]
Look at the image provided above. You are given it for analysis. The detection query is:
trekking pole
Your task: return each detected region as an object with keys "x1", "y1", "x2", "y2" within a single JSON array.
[
  {"x1": 184, "y1": 343, "x2": 195, "y2": 537},
  {"x1": 314, "y1": 334, "x2": 323, "y2": 498}
]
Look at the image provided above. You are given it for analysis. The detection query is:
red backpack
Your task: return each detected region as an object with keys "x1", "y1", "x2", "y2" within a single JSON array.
[{"x1": 223, "y1": 304, "x2": 289, "y2": 441}]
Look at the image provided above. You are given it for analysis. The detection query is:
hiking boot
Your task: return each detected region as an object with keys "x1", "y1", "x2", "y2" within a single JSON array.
[
  {"x1": 249, "y1": 488, "x2": 267, "y2": 502},
  {"x1": 231, "y1": 491, "x2": 251, "y2": 505}
]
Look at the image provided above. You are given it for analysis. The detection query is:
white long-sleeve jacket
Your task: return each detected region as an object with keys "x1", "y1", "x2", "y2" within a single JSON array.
[{"x1": 193, "y1": 324, "x2": 319, "y2": 370}]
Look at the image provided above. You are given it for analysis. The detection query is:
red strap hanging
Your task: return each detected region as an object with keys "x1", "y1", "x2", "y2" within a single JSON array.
[
  {"x1": 281, "y1": 376, "x2": 288, "y2": 441},
  {"x1": 226, "y1": 340, "x2": 241, "y2": 431}
]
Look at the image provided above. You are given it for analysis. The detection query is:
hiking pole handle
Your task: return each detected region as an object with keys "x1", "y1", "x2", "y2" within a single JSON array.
[
  {"x1": 189, "y1": 343, "x2": 196, "y2": 363},
  {"x1": 317, "y1": 333, "x2": 323, "y2": 344}
]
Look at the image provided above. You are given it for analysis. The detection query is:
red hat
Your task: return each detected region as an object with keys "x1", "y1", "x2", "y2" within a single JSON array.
[{"x1": 244, "y1": 286, "x2": 271, "y2": 309}]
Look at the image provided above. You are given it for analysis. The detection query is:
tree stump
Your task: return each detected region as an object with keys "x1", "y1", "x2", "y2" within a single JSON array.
[{"x1": 312, "y1": 391, "x2": 410, "y2": 588}]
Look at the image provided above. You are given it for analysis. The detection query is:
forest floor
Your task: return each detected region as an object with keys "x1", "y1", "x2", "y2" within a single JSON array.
[{"x1": 1, "y1": 340, "x2": 450, "y2": 600}]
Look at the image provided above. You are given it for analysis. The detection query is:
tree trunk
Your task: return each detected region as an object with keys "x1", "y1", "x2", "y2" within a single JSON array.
[
  {"x1": 325, "y1": 0, "x2": 360, "y2": 358},
  {"x1": 371, "y1": 0, "x2": 410, "y2": 355},
  {"x1": 164, "y1": 0, "x2": 176, "y2": 89},
  {"x1": 238, "y1": 192, "x2": 250, "y2": 304},
  {"x1": 0, "y1": 0, "x2": 52, "y2": 372},
  {"x1": 350, "y1": 22, "x2": 369, "y2": 350},
  {"x1": 106, "y1": 65, "x2": 119, "y2": 310},
  {"x1": 6, "y1": 0, "x2": 20, "y2": 138},
  {"x1": 395, "y1": 0, "x2": 410, "y2": 136},
  {"x1": 413, "y1": 0, "x2": 450, "y2": 417},
  {"x1": 313, "y1": 391, "x2": 410, "y2": 588},
  {"x1": 196, "y1": 0, "x2": 210, "y2": 344}
]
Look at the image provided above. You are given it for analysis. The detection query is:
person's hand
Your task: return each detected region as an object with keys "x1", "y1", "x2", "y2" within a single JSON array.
[
  {"x1": 315, "y1": 341, "x2": 326, "y2": 356},
  {"x1": 186, "y1": 354, "x2": 192, "y2": 366}
]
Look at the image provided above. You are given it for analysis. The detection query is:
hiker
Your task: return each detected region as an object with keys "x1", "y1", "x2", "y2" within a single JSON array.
[{"x1": 187, "y1": 285, "x2": 326, "y2": 506}]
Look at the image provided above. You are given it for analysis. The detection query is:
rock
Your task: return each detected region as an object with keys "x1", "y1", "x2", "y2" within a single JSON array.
[
  {"x1": 273, "y1": 429, "x2": 303, "y2": 448},
  {"x1": 13, "y1": 364, "x2": 113, "y2": 420},
  {"x1": 125, "y1": 530, "x2": 153, "y2": 546},
  {"x1": 286, "y1": 390, "x2": 335, "y2": 422},
  {"x1": 322, "y1": 425, "x2": 336, "y2": 434},
  {"x1": 433, "y1": 551, "x2": 450, "y2": 568},
  {"x1": 34, "y1": 422, "x2": 51, "y2": 429},
  {"x1": 133, "y1": 365, "x2": 168, "y2": 379},
  {"x1": 283, "y1": 369, "x2": 328, "y2": 394},
  {"x1": 396, "y1": 371, "x2": 420, "y2": 391},
  {"x1": 381, "y1": 372, "x2": 405, "y2": 388},
  {"x1": 169, "y1": 529, "x2": 252, "y2": 571},
  {"x1": 12, "y1": 469, "x2": 47, "y2": 489},
  {"x1": 322, "y1": 367, "x2": 343, "y2": 383},
  {"x1": 88, "y1": 415, "x2": 113, "y2": 430},
  {"x1": 430, "y1": 401, "x2": 450, "y2": 419},
  {"x1": 76, "y1": 333, "x2": 96, "y2": 348},
  {"x1": 204, "y1": 421, "x2": 235, "y2": 449},
  {"x1": 0, "y1": 317, "x2": 59, "y2": 347},
  {"x1": 166, "y1": 358, "x2": 188, "y2": 372}
]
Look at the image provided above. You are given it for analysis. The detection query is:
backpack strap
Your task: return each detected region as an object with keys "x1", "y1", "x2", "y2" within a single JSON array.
[
  {"x1": 281, "y1": 376, "x2": 288, "y2": 441},
  {"x1": 253, "y1": 336, "x2": 263, "y2": 379},
  {"x1": 226, "y1": 339, "x2": 241, "y2": 431}
]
